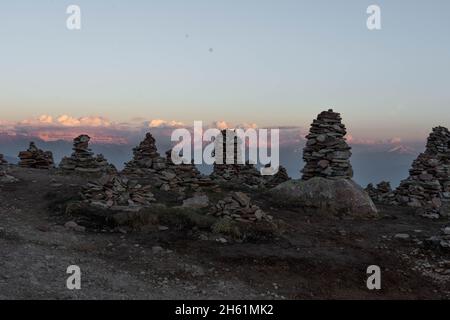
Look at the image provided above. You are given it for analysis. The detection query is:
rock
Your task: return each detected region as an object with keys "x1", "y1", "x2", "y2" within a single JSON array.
[
  {"x1": 64, "y1": 221, "x2": 85, "y2": 232},
  {"x1": 231, "y1": 192, "x2": 250, "y2": 207},
  {"x1": 152, "y1": 246, "x2": 164, "y2": 254},
  {"x1": 272, "y1": 177, "x2": 378, "y2": 218},
  {"x1": 394, "y1": 233, "x2": 410, "y2": 240},
  {"x1": 0, "y1": 169, "x2": 18, "y2": 183},
  {"x1": 444, "y1": 227, "x2": 450, "y2": 235},
  {"x1": 182, "y1": 195, "x2": 210, "y2": 209},
  {"x1": 18, "y1": 142, "x2": 54, "y2": 169},
  {"x1": 301, "y1": 109, "x2": 353, "y2": 180},
  {"x1": 440, "y1": 200, "x2": 450, "y2": 217},
  {"x1": 426, "y1": 228, "x2": 450, "y2": 250}
]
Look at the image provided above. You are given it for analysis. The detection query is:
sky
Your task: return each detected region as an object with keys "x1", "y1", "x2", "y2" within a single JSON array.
[{"x1": 1, "y1": 0, "x2": 450, "y2": 141}]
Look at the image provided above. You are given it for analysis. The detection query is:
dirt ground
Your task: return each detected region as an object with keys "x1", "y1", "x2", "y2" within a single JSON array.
[{"x1": 0, "y1": 166, "x2": 449, "y2": 300}]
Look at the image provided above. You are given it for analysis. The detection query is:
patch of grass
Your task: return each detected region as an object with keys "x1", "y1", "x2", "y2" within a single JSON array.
[
  {"x1": 211, "y1": 217, "x2": 242, "y2": 239},
  {"x1": 45, "y1": 189, "x2": 82, "y2": 215}
]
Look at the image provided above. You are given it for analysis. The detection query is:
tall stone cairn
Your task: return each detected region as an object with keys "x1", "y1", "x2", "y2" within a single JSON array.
[
  {"x1": 211, "y1": 129, "x2": 265, "y2": 187},
  {"x1": 59, "y1": 135, "x2": 116, "y2": 174},
  {"x1": 395, "y1": 126, "x2": 450, "y2": 215},
  {"x1": 18, "y1": 142, "x2": 54, "y2": 169},
  {"x1": 123, "y1": 132, "x2": 204, "y2": 194},
  {"x1": 0, "y1": 154, "x2": 7, "y2": 165},
  {"x1": 301, "y1": 109, "x2": 353, "y2": 180},
  {"x1": 123, "y1": 132, "x2": 166, "y2": 174}
]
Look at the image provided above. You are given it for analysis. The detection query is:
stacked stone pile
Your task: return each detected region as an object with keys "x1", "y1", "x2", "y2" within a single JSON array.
[
  {"x1": 123, "y1": 133, "x2": 205, "y2": 193},
  {"x1": 209, "y1": 191, "x2": 272, "y2": 223},
  {"x1": 81, "y1": 175, "x2": 155, "y2": 210},
  {"x1": 366, "y1": 181, "x2": 395, "y2": 203},
  {"x1": 301, "y1": 109, "x2": 353, "y2": 180},
  {"x1": 123, "y1": 132, "x2": 168, "y2": 176},
  {"x1": 123, "y1": 132, "x2": 164, "y2": 172},
  {"x1": 211, "y1": 130, "x2": 266, "y2": 187},
  {"x1": 395, "y1": 127, "x2": 450, "y2": 214},
  {"x1": 59, "y1": 135, "x2": 116, "y2": 174},
  {"x1": 0, "y1": 154, "x2": 7, "y2": 165},
  {"x1": 18, "y1": 142, "x2": 54, "y2": 169},
  {"x1": 263, "y1": 164, "x2": 290, "y2": 188},
  {"x1": 164, "y1": 149, "x2": 203, "y2": 187}
]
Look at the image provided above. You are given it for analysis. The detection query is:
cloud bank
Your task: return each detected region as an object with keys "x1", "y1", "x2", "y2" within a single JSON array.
[{"x1": 0, "y1": 114, "x2": 423, "y2": 155}]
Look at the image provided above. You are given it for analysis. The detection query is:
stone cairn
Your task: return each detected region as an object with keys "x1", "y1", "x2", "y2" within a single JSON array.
[
  {"x1": 211, "y1": 130, "x2": 266, "y2": 187},
  {"x1": 18, "y1": 142, "x2": 54, "y2": 169},
  {"x1": 263, "y1": 164, "x2": 290, "y2": 188},
  {"x1": 209, "y1": 191, "x2": 272, "y2": 223},
  {"x1": 302, "y1": 109, "x2": 353, "y2": 180},
  {"x1": 0, "y1": 154, "x2": 7, "y2": 165},
  {"x1": 0, "y1": 155, "x2": 17, "y2": 184},
  {"x1": 395, "y1": 126, "x2": 450, "y2": 216},
  {"x1": 365, "y1": 181, "x2": 394, "y2": 203},
  {"x1": 164, "y1": 149, "x2": 214, "y2": 190},
  {"x1": 60, "y1": 135, "x2": 116, "y2": 174},
  {"x1": 123, "y1": 132, "x2": 203, "y2": 193},
  {"x1": 81, "y1": 175, "x2": 155, "y2": 210}
]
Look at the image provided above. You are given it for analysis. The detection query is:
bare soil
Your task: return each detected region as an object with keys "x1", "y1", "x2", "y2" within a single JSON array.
[{"x1": 0, "y1": 167, "x2": 449, "y2": 299}]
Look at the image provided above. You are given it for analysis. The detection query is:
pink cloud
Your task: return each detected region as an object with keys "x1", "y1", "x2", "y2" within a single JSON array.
[{"x1": 148, "y1": 119, "x2": 184, "y2": 128}]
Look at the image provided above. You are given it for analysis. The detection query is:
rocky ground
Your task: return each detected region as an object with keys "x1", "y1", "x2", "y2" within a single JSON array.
[{"x1": 0, "y1": 166, "x2": 449, "y2": 300}]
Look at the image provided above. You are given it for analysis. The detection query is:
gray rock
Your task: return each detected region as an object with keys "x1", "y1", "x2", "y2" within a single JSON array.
[
  {"x1": 271, "y1": 177, "x2": 378, "y2": 218},
  {"x1": 182, "y1": 195, "x2": 210, "y2": 209},
  {"x1": 394, "y1": 233, "x2": 410, "y2": 240}
]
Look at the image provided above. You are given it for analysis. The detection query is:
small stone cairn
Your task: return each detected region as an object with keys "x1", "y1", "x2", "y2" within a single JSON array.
[
  {"x1": 59, "y1": 135, "x2": 116, "y2": 174},
  {"x1": 0, "y1": 154, "x2": 7, "y2": 165},
  {"x1": 18, "y1": 142, "x2": 54, "y2": 169},
  {"x1": 209, "y1": 191, "x2": 271, "y2": 223},
  {"x1": 81, "y1": 175, "x2": 155, "y2": 210},
  {"x1": 263, "y1": 164, "x2": 290, "y2": 188},
  {"x1": 211, "y1": 130, "x2": 266, "y2": 187},
  {"x1": 365, "y1": 181, "x2": 394, "y2": 203}
]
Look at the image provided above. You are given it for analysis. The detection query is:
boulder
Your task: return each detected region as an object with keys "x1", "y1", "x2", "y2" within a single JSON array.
[
  {"x1": 182, "y1": 195, "x2": 210, "y2": 209},
  {"x1": 271, "y1": 177, "x2": 378, "y2": 218}
]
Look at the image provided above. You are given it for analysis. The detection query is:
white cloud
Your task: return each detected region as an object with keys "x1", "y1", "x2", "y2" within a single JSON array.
[
  {"x1": 39, "y1": 115, "x2": 53, "y2": 124},
  {"x1": 148, "y1": 119, "x2": 184, "y2": 128}
]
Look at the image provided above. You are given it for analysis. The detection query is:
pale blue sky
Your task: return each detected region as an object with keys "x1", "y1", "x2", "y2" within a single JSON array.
[{"x1": 1, "y1": 0, "x2": 449, "y2": 140}]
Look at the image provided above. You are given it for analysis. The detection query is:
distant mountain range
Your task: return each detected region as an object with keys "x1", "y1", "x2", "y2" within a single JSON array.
[{"x1": 388, "y1": 145, "x2": 417, "y2": 155}]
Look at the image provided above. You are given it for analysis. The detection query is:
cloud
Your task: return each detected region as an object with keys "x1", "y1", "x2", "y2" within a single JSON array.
[
  {"x1": 0, "y1": 115, "x2": 424, "y2": 153},
  {"x1": 148, "y1": 119, "x2": 184, "y2": 128},
  {"x1": 56, "y1": 115, "x2": 111, "y2": 127},
  {"x1": 39, "y1": 115, "x2": 53, "y2": 124},
  {"x1": 211, "y1": 121, "x2": 230, "y2": 130}
]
